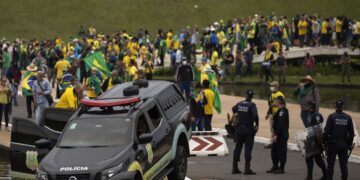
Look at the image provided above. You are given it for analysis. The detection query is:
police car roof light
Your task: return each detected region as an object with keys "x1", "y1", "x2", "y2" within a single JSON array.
[{"x1": 80, "y1": 97, "x2": 141, "y2": 107}]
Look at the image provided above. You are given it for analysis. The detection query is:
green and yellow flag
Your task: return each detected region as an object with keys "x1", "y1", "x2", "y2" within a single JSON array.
[
  {"x1": 83, "y1": 52, "x2": 111, "y2": 78},
  {"x1": 207, "y1": 72, "x2": 222, "y2": 114},
  {"x1": 22, "y1": 71, "x2": 37, "y2": 96}
]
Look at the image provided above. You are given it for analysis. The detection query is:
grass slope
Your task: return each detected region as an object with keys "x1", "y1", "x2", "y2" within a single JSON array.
[{"x1": 0, "y1": 0, "x2": 359, "y2": 39}]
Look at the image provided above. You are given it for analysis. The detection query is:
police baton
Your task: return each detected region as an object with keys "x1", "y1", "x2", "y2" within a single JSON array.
[{"x1": 348, "y1": 143, "x2": 355, "y2": 160}]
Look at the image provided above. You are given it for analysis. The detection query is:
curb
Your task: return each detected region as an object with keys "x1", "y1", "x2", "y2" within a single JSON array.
[{"x1": 213, "y1": 128, "x2": 360, "y2": 164}]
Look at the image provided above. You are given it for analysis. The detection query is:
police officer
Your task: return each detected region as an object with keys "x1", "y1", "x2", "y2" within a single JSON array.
[
  {"x1": 323, "y1": 100, "x2": 355, "y2": 180},
  {"x1": 304, "y1": 101, "x2": 327, "y2": 180},
  {"x1": 231, "y1": 90, "x2": 259, "y2": 175},
  {"x1": 267, "y1": 96, "x2": 289, "y2": 174}
]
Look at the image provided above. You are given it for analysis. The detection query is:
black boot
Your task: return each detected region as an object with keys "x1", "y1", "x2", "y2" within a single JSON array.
[
  {"x1": 266, "y1": 166, "x2": 278, "y2": 173},
  {"x1": 243, "y1": 162, "x2": 256, "y2": 175},
  {"x1": 305, "y1": 175, "x2": 312, "y2": 180},
  {"x1": 231, "y1": 161, "x2": 241, "y2": 174}
]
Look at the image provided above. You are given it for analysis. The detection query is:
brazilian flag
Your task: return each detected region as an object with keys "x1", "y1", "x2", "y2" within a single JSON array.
[
  {"x1": 207, "y1": 72, "x2": 222, "y2": 114},
  {"x1": 22, "y1": 71, "x2": 37, "y2": 96},
  {"x1": 83, "y1": 52, "x2": 111, "y2": 79}
]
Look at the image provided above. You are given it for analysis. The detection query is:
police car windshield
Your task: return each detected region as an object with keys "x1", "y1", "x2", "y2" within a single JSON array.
[{"x1": 58, "y1": 117, "x2": 132, "y2": 147}]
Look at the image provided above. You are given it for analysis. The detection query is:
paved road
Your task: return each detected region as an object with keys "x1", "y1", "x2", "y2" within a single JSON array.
[
  {"x1": 187, "y1": 138, "x2": 360, "y2": 180},
  {"x1": 3, "y1": 97, "x2": 360, "y2": 180}
]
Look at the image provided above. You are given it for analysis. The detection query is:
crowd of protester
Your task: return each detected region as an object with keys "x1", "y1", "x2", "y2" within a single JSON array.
[{"x1": 0, "y1": 13, "x2": 359, "y2": 130}]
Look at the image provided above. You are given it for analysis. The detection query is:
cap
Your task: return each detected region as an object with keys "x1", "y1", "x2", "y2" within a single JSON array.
[
  {"x1": 276, "y1": 96, "x2": 286, "y2": 103},
  {"x1": 246, "y1": 90, "x2": 254, "y2": 98},
  {"x1": 336, "y1": 100, "x2": 344, "y2": 108},
  {"x1": 270, "y1": 81, "x2": 279, "y2": 87}
]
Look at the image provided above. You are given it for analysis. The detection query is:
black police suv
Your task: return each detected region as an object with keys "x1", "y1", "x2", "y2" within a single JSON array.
[{"x1": 10, "y1": 80, "x2": 192, "y2": 180}]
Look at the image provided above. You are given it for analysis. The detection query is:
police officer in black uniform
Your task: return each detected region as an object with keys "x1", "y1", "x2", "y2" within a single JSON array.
[
  {"x1": 323, "y1": 100, "x2": 355, "y2": 180},
  {"x1": 267, "y1": 96, "x2": 289, "y2": 174},
  {"x1": 231, "y1": 90, "x2": 259, "y2": 175},
  {"x1": 304, "y1": 101, "x2": 327, "y2": 180}
]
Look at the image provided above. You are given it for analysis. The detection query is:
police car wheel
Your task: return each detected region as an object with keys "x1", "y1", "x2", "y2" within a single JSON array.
[{"x1": 168, "y1": 145, "x2": 187, "y2": 180}]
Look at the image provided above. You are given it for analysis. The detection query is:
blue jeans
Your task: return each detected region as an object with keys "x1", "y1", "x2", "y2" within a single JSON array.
[
  {"x1": 35, "y1": 102, "x2": 49, "y2": 125},
  {"x1": 192, "y1": 117, "x2": 204, "y2": 131}
]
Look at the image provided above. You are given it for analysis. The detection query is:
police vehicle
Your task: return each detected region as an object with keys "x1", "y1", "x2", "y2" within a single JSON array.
[{"x1": 10, "y1": 80, "x2": 192, "y2": 180}]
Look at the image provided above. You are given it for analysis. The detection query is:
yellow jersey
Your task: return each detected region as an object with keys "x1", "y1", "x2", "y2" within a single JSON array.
[
  {"x1": 128, "y1": 66, "x2": 138, "y2": 81},
  {"x1": 54, "y1": 60, "x2": 71, "y2": 79},
  {"x1": 204, "y1": 88, "x2": 215, "y2": 115},
  {"x1": 335, "y1": 19, "x2": 343, "y2": 33},
  {"x1": 211, "y1": 51, "x2": 219, "y2": 66},
  {"x1": 321, "y1": 21, "x2": 328, "y2": 34},
  {"x1": 55, "y1": 87, "x2": 78, "y2": 109},
  {"x1": 298, "y1": 20, "x2": 308, "y2": 36}
]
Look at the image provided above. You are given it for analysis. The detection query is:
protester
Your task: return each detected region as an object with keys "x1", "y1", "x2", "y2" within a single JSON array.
[
  {"x1": 6, "y1": 61, "x2": 22, "y2": 106},
  {"x1": 32, "y1": 71, "x2": 52, "y2": 124},
  {"x1": 267, "y1": 96, "x2": 289, "y2": 174},
  {"x1": 294, "y1": 75, "x2": 320, "y2": 127},
  {"x1": 324, "y1": 100, "x2": 355, "y2": 180},
  {"x1": 85, "y1": 67, "x2": 102, "y2": 99},
  {"x1": 202, "y1": 79, "x2": 214, "y2": 131},
  {"x1": 190, "y1": 83, "x2": 206, "y2": 131},
  {"x1": 260, "y1": 46, "x2": 274, "y2": 82},
  {"x1": 55, "y1": 82, "x2": 84, "y2": 109},
  {"x1": 22, "y1": 64, "x2": 38, "y2": 118},
  {"x1": 0, "y1": 76, "x2": 12, "y2": 131},
  {"x1": 340, "y1": 51, "x2": 351, "y2": 84},
  {"x1": 222, "y1": 47, "x2": 234, "y2": 81},
  {"x1": 102, "y1": 70, "x2": 122, "y2": 91},
  {"x1": 304, "y1": 53, "x2": 316, "y2": 76},
  {"x1": 234, "y1": 49, "x2": 243, "y2": 79},
  {"x1": 276, "y1": 51, "x2": 287, "y2": 83},
  {"x1": 231, "y1": 90, "x2": 258, "y2": 175},
  {"x1": 265, "y1": 81, "x2": 285, "y2": 148}
]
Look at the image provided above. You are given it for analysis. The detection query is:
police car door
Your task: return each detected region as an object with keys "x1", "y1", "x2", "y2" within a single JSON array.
[
  {"x1": 10, "y1": 108, "x2": 75, "y2": 178},
  {"x1": 144, "y1": 102, "x2": 171, "y2": 173},
  {"x1": 10, "y1": 118, "x2": 59, "y2": 178}
]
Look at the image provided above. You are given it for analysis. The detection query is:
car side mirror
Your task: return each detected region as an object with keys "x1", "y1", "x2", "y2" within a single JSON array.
[
  {"x1": 138, "y1": 133, "x2": 152, "y2": 144},
  {"x1": 35, "y1": 139, "x2": 52, "y2": 149}
]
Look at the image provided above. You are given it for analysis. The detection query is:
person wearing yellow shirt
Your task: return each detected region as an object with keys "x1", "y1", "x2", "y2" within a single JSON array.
[
  {"x1": 128, "y1": 60, "x2": 138, "y2": 81},
  {"x1": 264, "y1": 81, "x2": 285, "y2": 148},
  {"x1": 54, "y1": 57, "x2": 71, "y2": 82},
  {"x1": 202, "y1": 80, "x2": 214, "y2": 131},
  {"x1": 127, "y1": 39, "x2": 139, "y2": 56},
  {"x1": 85, "y1": 68, "x2": 102, "y2": 99},
  {"x1": 55, "y1": 83, "x2": 83, "y2": 109},
  {"x1": 321, "y1": 19, "x2": 330, "y2": 45},
  {"x1": 210, "y1": 48, "x2": 220, "y2": 77},
  {"x1": 140, "y1": 45, "x2": 148, "y2": 62},
  {"x1": 247, "y1": 26, "x2": 256, "y2": 49},
  {"x1": 351, "y1": 19, "x2": 360, "y2": 50},
  {"x1": 298, "y1": 17, "x2": 308, "y2": 48},
  {"x1": 101, "y1": 70, "x2": 122, "y2": 91},
  {"x1": 123, "y1": 50, "x2": 136, "y2": 69},
  {"x1": 144, "y1": 60, "x2": 154, "y2": 80},
  {"x1": 335, "y1": 17, "x2": 343, "y2": 47}
]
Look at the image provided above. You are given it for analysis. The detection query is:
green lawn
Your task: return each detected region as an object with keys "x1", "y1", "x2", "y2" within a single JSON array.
[{"x1": 1, "y1": 0, "x2": 360, "y2": 39}]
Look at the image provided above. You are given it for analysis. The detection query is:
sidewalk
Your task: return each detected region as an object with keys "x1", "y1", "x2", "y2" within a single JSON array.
[{"x1": 212, "y1": 94, "x2": 360, "y2": 156}]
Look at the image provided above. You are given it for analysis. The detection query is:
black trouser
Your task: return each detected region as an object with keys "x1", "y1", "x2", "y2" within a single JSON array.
[
  {"x1": 211, "y1": 65, "x2": 221, "y2": 77},
  {"x1": 271, "y1": 132, "x2": 288, "y2": 170},
  {"x1": 261, "y1": 66, "x2": 274, "y2": 82},
  {"x1": 145, "y1": 73, "x2": 153, "y2": 80},
  {"x1": 158, "y1": 53, "x2": 165, "y2": 66},
  {"x1": 26, "y1": 95, "x2": 34, "y2": 117},
  {"x1": 233, "y1": 127, "x2": 255, "y2": 169},
  {"x1": 306, "y1": 153, "x2": 327, "y2": 178},
  {"x1": 204, "y1": 114, "x2": 213, "y2": 131},
  {"x1": 0, "y1": 103, "x2": 10, "y2": 127},
  {"x1": 326, "y1": 145, "x2": 348, "y2": 180}
]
